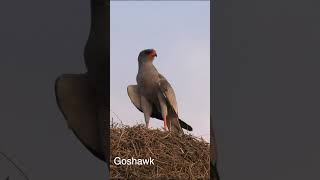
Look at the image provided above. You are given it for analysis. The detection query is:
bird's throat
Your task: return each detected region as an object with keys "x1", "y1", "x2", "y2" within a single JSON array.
[{"x1": 138, "y1": 61, "x2": 154, "y2": 70}]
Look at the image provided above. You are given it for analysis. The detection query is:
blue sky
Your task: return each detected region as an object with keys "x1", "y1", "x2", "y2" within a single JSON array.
[{"x1": 110, "y1": 1, "x2": 210, "y2": 141}]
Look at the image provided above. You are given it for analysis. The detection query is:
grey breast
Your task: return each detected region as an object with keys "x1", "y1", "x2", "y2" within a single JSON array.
[{"x1": 137, "y1": 64, "x2": 160, "y2": 102}]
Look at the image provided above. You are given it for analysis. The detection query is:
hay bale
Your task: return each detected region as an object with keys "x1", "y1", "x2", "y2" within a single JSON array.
[{"x1": 110, "y1": 124, "x2": 210, "y2": 179}]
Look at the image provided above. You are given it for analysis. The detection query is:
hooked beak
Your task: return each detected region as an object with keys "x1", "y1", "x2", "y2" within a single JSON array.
[
  {"x1": 151, "y1": 51, "x2": 157, "y2": 58},
  {"x1": 149, "y1": 51, "x2": 157, "y2": 58}
]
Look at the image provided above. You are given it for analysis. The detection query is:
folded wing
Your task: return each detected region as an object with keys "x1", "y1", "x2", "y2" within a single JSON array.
[
  {"x1": 127, "y1": 85, "x2": 193, "y2": 131},
  {"x1": 55, "y1": 74, "x2": 105, "y2": 161},
  {"x1": 158, "y1": 74, "x2": 183, "y2": 133}
]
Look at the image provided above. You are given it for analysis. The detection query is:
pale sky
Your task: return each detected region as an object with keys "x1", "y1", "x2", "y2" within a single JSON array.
[{"x1": 110, "y1": 1, "x2": 210, "y2": 141}]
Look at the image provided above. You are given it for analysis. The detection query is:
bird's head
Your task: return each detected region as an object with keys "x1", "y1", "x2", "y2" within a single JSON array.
[{"x1": 138, "y1": 49, "x2": 157, "y2": 63}]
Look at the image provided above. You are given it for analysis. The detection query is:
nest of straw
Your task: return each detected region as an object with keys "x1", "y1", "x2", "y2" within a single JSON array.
[{"x1": 110, "y1": 124, "x2": 210, "y2": 180}]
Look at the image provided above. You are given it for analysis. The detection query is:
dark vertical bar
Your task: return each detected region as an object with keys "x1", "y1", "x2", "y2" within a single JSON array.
[
  {"x1": 211, "y1": 0, "x2": 220, "y2": 179},
  {"x1": 84, "y1": 0, "x2": 110, "y2": 168}
]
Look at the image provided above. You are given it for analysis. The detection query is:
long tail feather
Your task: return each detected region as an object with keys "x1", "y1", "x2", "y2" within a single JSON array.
[{"x1": 178, "y1": 118, "x2": 193, "y2": 131}]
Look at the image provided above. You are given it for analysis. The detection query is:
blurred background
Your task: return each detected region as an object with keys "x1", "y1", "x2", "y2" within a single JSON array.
[
  {"x1": 0, "y1": 0, "x2": 106, "y2": 179},
  {"x1": 110, "y1": 1, "x2": 210, "y2": 141},
  {"x1": 214, "y1": 0, "x2": 320, "y2": 179}
]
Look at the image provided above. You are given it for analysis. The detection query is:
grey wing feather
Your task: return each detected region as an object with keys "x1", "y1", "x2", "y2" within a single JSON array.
[
  {"x1": 127, "y1": 85, "x2": 141, "y2": 110},
  {"x1": 158, "y1": 74, "x2": 183, "y2": 133},
  {"x1": 127, "y1": 84, "x2": 193, "y2": 131},
  {"x1": 158, "y1": 74, "x2": 178, "y2": 115}
]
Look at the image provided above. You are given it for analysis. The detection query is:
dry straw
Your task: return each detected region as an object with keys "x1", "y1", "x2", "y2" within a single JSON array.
[{"x1": 110, "y1": 124, "x2": 210, "y2": 180}]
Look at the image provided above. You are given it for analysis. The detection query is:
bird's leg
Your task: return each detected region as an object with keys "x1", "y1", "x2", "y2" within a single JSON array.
[
  {"x1": 144, "y1": 113, "x2": 150, "y2": 128},
  {"x1": 141, "y1": 96, "x2": 152, "y2": 129},
  {"x1": 157, "y1": 93, "x2": 169, "y2": 131},
  {"x1": 163, "y1": 116, "x2": 168, "y2": 131}
]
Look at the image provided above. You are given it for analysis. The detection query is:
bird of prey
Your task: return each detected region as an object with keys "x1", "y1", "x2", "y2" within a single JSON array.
[
  {"x1": 55, "y1": 0, "x2": 109, "y2": 163},
  {"x1": 127, "y1": 49, "x2": 192, "y2": 133}
]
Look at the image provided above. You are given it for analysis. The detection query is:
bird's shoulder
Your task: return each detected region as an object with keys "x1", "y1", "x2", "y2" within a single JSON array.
[{"x1": 158, "y1": 73, "x2": 172, "y2": 91}]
